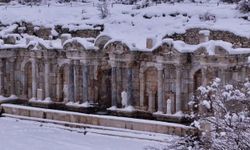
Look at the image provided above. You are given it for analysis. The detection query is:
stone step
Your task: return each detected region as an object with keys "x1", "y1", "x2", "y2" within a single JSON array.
[{"x1": 0, "y1": 104, "x2": 197, "y2": 137}]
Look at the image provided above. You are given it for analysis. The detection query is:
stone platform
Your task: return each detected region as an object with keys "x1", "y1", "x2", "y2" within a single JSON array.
[
  {"x1": 28, "y1": 101, "x2": 98, "y2": 114},
  {"x1": 107, "y1": 109, "x2": 191, "y2": 124},
  {"x1": 0, "y1": 104, "x2": 197, "y2": 137}
]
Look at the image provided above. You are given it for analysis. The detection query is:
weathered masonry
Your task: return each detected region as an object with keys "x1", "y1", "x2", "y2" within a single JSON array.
[{"x1": 0, "y1": 29, "x2": 249, "y2": 116}]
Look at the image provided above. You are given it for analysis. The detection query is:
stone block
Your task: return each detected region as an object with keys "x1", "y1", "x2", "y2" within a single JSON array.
[
  {"x1": 37, "y1": 89, "x2": 43, "y2": 100},
  {"x1": 30, "y1": 110, "x2": 44, "y2": 118}
]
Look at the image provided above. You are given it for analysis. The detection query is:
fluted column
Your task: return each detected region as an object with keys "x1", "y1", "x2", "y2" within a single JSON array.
[
  {"x1": 31, "y1": 57, "x2": 37, "y2": 99},
  {"x1": 148, "y1": 89, "x2": 154, "y2": 113},
  {"x1": 175, "y1": 66, "x2": 181, "y2": 112},
  {"x1": 157, "y1": 64, "x2": 164, "y2": 113},
  {"x1": 201, "y1": 67, "x2": 207, "y2": 86},
  {"x1": 44, "y1": 61, "x2": 50, "y2": 99},
  {"x1": 68, "y1": 61, "x2": 74, "y2": 102},
  {"x1": 9, "y1": 58, "x2": 15, "y2": 95},
  {"x1": 139, "y1": 67, "x2": 145, "y2": 108},
  {"x1": 127, "y1": 63, "x2": 133, "y2": 106},
  {"x1": 110, "y1": 61, "x2": 117, "y2": 107},
  {"x1": 82, "y1": 62, "x2": 89, "y2": 104},
  {"x1": 73, "y1": 60, "x2": 79, "y2": 102}
]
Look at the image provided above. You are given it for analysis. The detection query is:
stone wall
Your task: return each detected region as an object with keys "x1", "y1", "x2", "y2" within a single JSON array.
[{"x1": 165, "y1": 28, "x2": 250, "y2": 48}]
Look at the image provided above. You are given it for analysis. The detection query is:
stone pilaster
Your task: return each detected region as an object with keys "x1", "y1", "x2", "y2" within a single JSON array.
[
  {"x1": 82, "y1": 62, "x2": 89, "y2": 104},
  {"x1": 126, "y1": 62, "x2": 133, "y2": 106},
  {"x1": 175, "y1": 66, "x2": 181, "y2": 112},
  {"x1": 110, "y1": 61, "x2": 117, "y2": 107},
  {"x1": 201, "y1": 67, "x2": 207, "y2": 86},
  {"x1": 68, "y1": 61, "x2": 75, "y2": 102},
  {"x1": 73, "y1": 60, "x2": 79, "y2": 102},
  {"x1": 44, "y1": 61, "x2": 50, "y2": 99},
  {"x1": 139, "y1": 66, "x2": 145, "y2": 108},
  {"x1": 148, "y1": 89, "x2": 155, "y2": 113},
  {"x1": 9, "y1": 58, "x2": 15, "y2": 95},
  {"x1": 31, "y1": 57, "x2": 37, "y2": 99},
  {"x1": 157, "y1": 64, "x2": 164, "y2": 113}
]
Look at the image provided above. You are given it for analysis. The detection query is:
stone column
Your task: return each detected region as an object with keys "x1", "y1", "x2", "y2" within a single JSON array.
[
  {"x1": 127, "y1": 63, "x2": 133, "y2": 106},
  {"x1": 9, "y1": 58, "x2": 15, "y2": 95},
  {"x1": 148, "y1": 89, "x2": 154, "y2": 112},
  {"x1": 44, "y1": 61, "x2": 50, "y2": 99},
  {"x1": 201, "y1": 67, "x2": 207, "y2": 86},
  {"x1": 31, "y1": 58, "x2": 37, "y2": 99},
  {"x1": 157, "y1": 64, "x2": 164, "y2": 113},
  {"x1": 73, "y1": 60, "x2": 79, "y2": 102},
  {"x1": 82, "y1": 62, "x2": 89, "y2": 104},
  {"x1": 139, "y1": 67, "x2": 145, "y2": 108},
  {"x1": 219, "y1": 68, "x2": 225, "y2": 85},
  {"x1": 56, "y1": 70, "x2": 61, "y2": 101},
  {"x1": 68, "y1": 61, "x2": 75, "y2": 102},
  {"x1": 0, "y1": 59, "x2": 4, "y2": 95},
  {"x1": 110, "y1": 61, "x2": 117, "y2": 107},
  {"x1": 175, "y1": 66, "x2": 181, "y2": 112}
]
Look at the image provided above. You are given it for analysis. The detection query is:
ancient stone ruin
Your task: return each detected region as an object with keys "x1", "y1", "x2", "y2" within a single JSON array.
[{"x1": 0, "y1": 23, "x2": 249, "y2": 121}]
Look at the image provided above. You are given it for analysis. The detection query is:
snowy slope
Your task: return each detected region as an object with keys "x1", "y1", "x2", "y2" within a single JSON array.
[{"x1": 0, "y1": 0, "x2": 249, "y2": 49}]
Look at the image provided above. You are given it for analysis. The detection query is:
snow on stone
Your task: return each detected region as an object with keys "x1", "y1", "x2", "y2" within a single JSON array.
[{"x1": 0, "y1": 1, "x2": 249, "y2": 50}]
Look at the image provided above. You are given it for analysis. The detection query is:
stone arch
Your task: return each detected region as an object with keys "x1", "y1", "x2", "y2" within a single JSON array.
[
  {"x1": 103, "y1": 40, "x2": 130, "y2": 54},
  {"x1": 94, "y1": 35, "x2": 111, "y2": 49},
  {"x1": 144, "y1": 66, "x2": 158, "y2": 112}
]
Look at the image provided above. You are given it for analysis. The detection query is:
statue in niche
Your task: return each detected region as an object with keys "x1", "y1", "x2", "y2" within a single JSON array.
[{"x1": 121, "y1": 91, "x2": 128, "y2": 108}]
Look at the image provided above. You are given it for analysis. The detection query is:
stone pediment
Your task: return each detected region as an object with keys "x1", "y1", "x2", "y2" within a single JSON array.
[
  {"x1": 104, "y1": 41, "x2": 130, "y2": 54},
  {"x1": 94, "y1": 35, "x2": 111, "y2": 49},
  {"x1": 214, "y1": 46, "x2": 229, "y2": 56},
  {"x1": 153, "y1": 42, "x2": 180, "y2": 56},
  {"x1": 63, "y1": 39, "x2": 86, "y2": 51},
  {"x1": 194, "y1": 47, "x2": 208, "y2": 56}
]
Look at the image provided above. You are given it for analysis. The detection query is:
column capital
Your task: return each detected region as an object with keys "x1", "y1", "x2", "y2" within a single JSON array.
[
  {"x1": 156, "y1": 63, "x2": 164, "y2": 71},
  {"x1": 108, "y1": 60, "x2": 117, "y2": 68},
  {"x1": 126, "y1": 61, "x2": 134, "y2": 68}
]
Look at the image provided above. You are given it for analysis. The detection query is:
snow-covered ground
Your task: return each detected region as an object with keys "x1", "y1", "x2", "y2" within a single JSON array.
[
  {"x1": 0, "y1": 117, "x2": 179, "y2": 150},
  {"x1": 0, "y1": 0, "x2": 249, "y2": 50}
]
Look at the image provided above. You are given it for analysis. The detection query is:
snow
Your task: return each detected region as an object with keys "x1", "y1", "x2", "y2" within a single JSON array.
[
  {"x1": 0, "y1": 117, "x2": 178, "y2": 150},
  {"x1": 0, "y1": 1, "x2": 249, "y2": 50},
  {"x1": 202, "y1": 100, "x2": 211, "y2": 109},
  {"x1": 0, "y1": 94, "x2": 18, "y2": 102},
  {"x1": 66, "y1": 101, "x2": 91, "y2": 107},
  {"x1": 63, "y1": 37, "x2": 97, "y2": 50}
]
